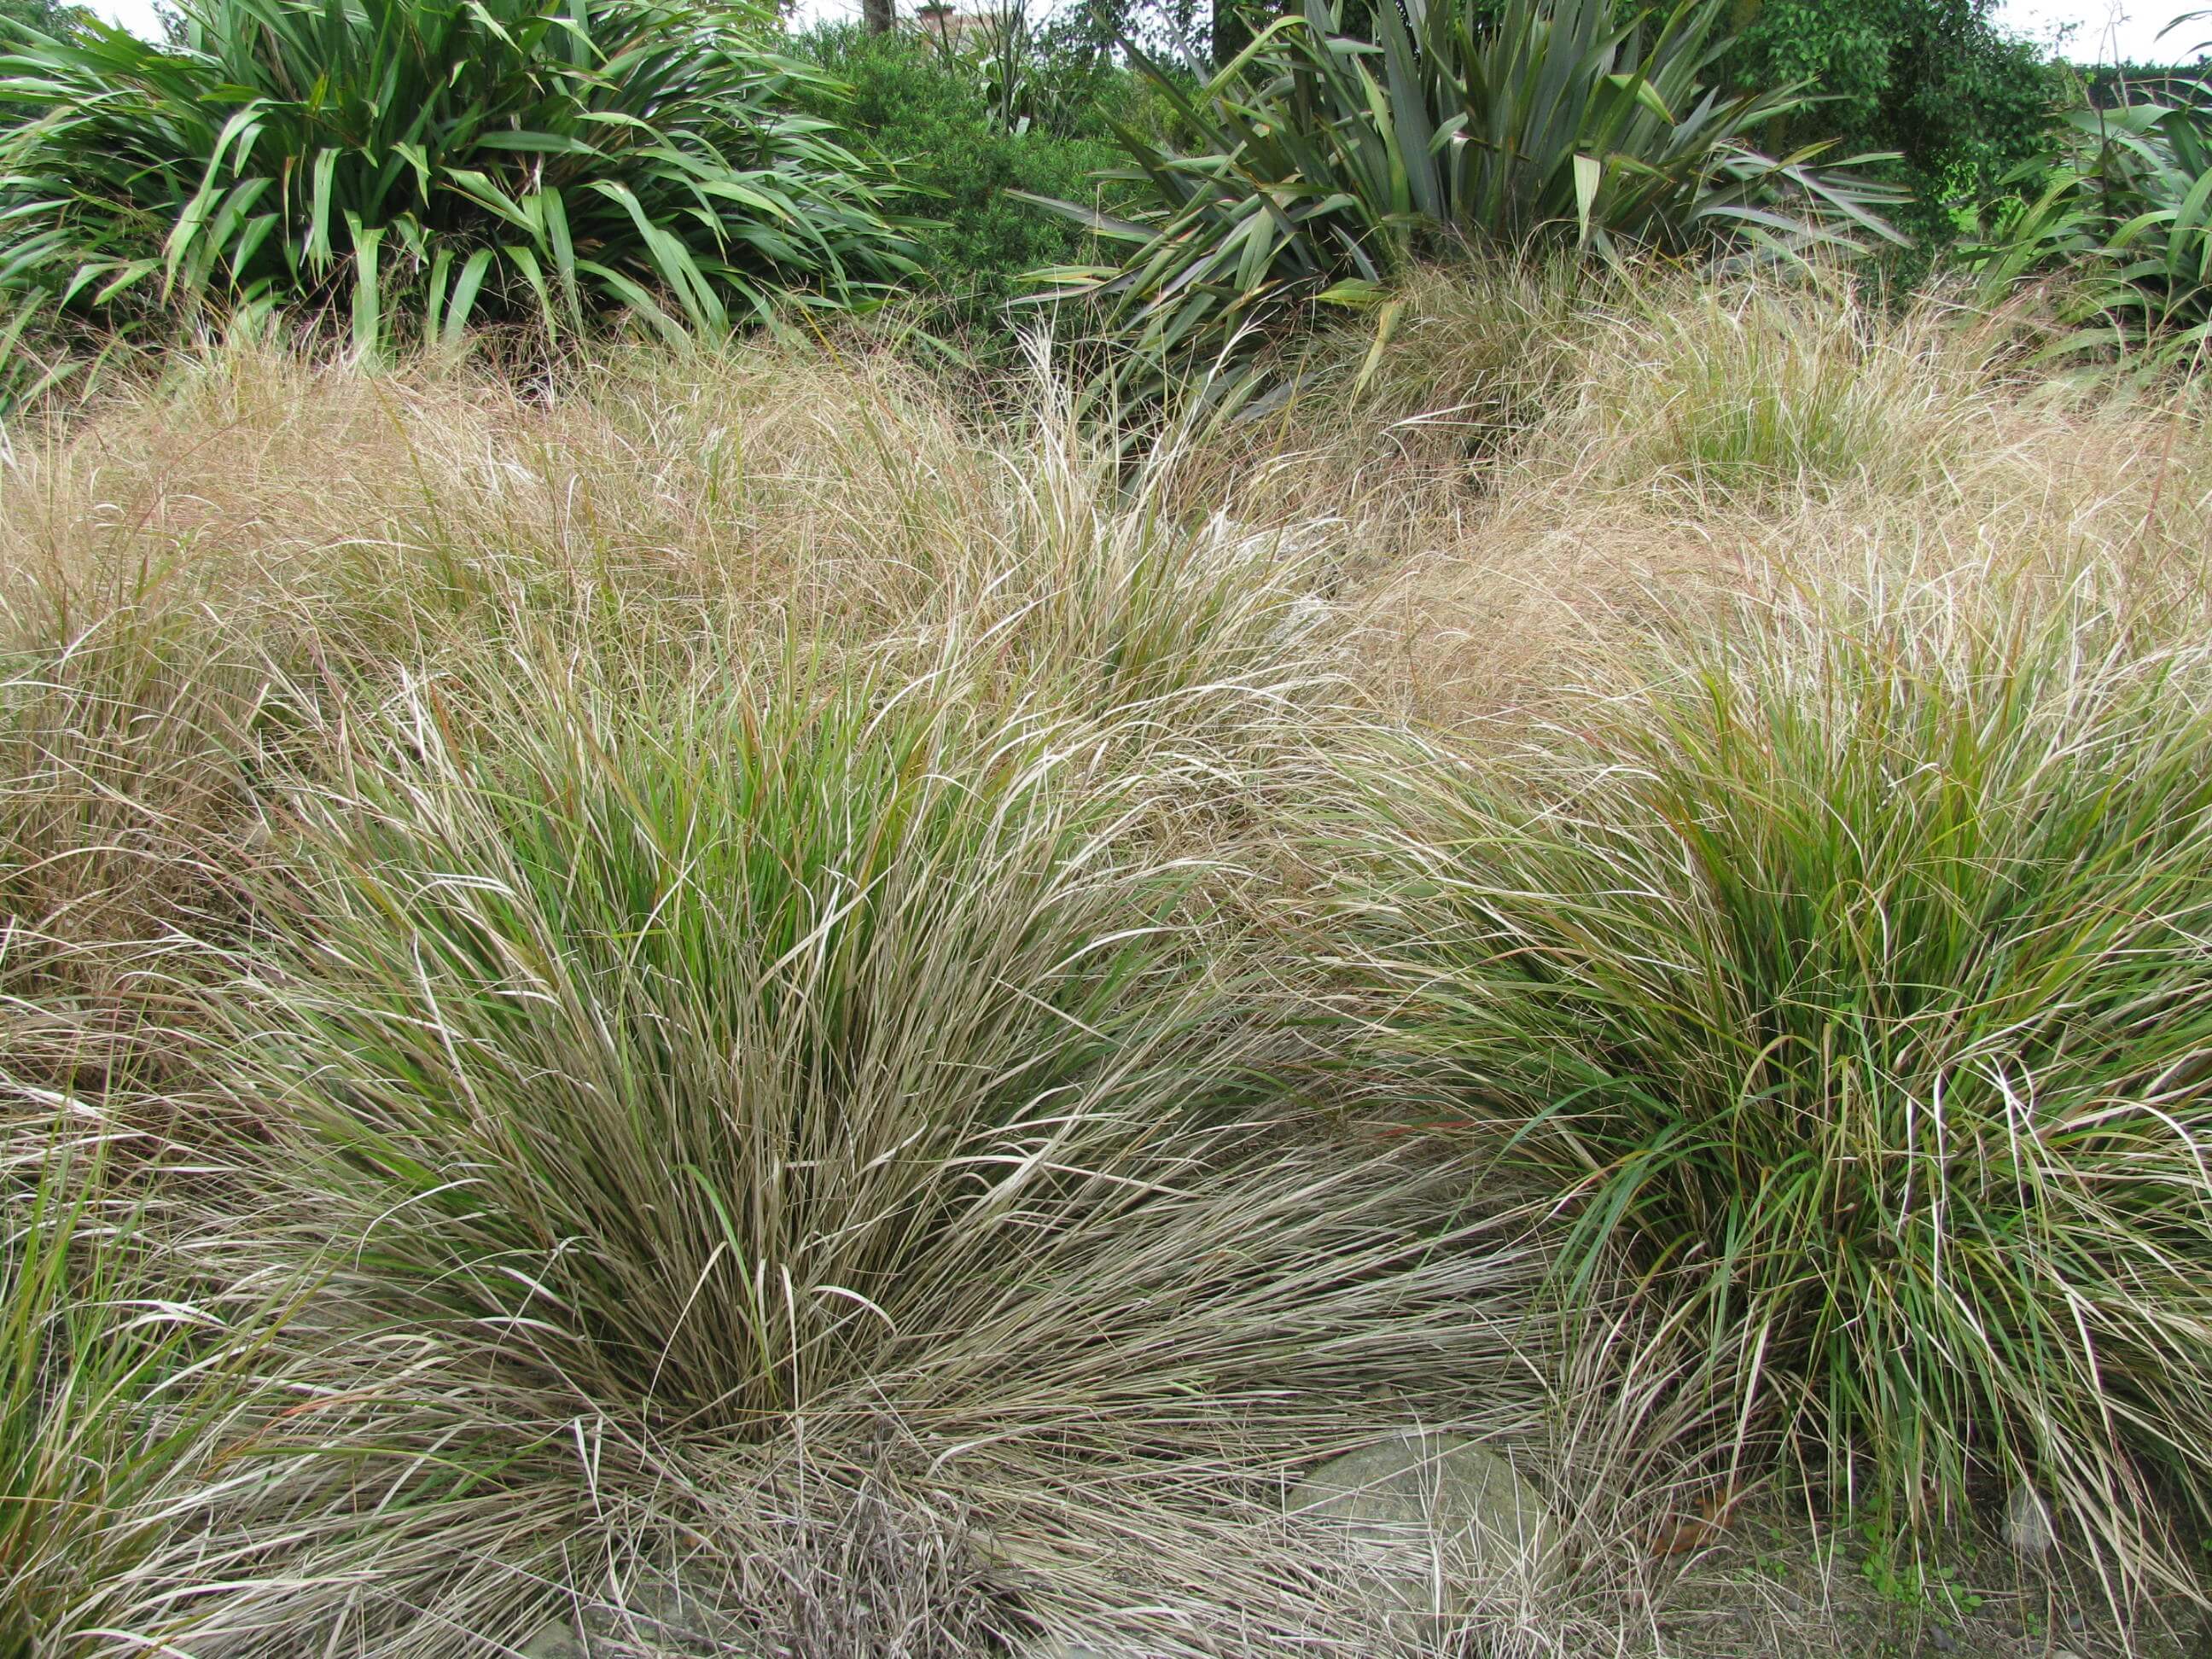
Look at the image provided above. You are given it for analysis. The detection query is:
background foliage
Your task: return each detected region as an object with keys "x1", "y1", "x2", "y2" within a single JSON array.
[
  {"x1": 0, "y1": 0, "x2": 910, "y2": 366},
  {"x1": 795, "y1": 22, "x2": 1164, "y2": 351},
  {"x1": 0, "y1": 0, "x2": 86, "y2": 38},
  {"x1": 1970, "y1": 83, "x2": 2212, "y2": 367},
  {"x1": 1037, "y1": 0, "x2": 1904, "y2": 391},
  {"x1": 1717, "y1": 0, "x2": 2059, "y2": 249},
  {"x1": 1204, "y1": 0, "x2": 2058, "y2": 262}
]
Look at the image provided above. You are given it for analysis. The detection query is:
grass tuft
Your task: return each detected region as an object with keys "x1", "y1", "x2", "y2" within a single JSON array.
[
  {"x1": 1335, "y1": 590, "x2": 2212, "y2": 1592},
  {"x1": 221, "y1": 651, "x2": 1276, "y2": 1436},
  {"x1": 4, "y1": 276, "x2": 2212, "y2": 1648}
]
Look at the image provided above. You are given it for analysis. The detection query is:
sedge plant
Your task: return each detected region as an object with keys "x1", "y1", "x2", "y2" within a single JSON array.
[
  {"x1": 219, "y1": 649, "x2": 1282, "y2": 1440},
  {"x1": 1, "y1": 1114, "x2": 282, "y2": 1655},
  {"x1": 1336, "y1": 597, "x2": 2212, "y2": 1592}
]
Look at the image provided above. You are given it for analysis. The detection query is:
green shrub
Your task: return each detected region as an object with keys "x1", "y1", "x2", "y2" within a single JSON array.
[
  {"x1": 0, "y1": 0, "x2": 909, "y2": 364},
  {"x1": 794, "y1": 26, "x2": 1146, "y2": 350},
  {"x1": 1341, "y1": 605, "x2": 2212, "y2": 1586},
  {"x1": 1714, "y1": 0, "x2": 2061, "y2": 259},
  {"x1": 1033, "y1": 0, "x2": 1904, "y2": 383},
  {"x1": 0, "y1": 0, "x2": 87, "y2": 43}
]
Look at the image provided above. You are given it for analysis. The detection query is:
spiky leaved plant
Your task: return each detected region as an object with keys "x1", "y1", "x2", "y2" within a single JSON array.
[
  {"x1": 0, "y1": 0, "x2": 910, "y2": 370},
  {"x1": 1027, "y1": 0, "x2": 1901, "y2": 380},
  {"x1": 1970, "y1": 84, "x2": 2212, "y2": 370}
]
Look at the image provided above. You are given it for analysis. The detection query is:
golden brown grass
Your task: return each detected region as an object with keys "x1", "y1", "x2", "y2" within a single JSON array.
[
  {"x1": 0, "y1": 327, "x2": 1561, "y2": 1659},
  {"x1": 3, "y1": 270, "x2": 2210, "y2": 1656},
  {"x1": 1297, "y1": 271, "x2": 2212, "y2": 728}
]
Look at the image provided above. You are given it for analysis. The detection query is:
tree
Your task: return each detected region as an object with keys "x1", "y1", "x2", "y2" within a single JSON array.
[
  {"x1": 1717, "y1": 0, "x2": 2059, "y2": 245},
  {"x1": 863, "y1": 0, "x2": 894, "y2": 32},
  {"x1": 1212, "y1": 0, "x2": 1253, "y2": 64},
  {"x1": 0, "y1": 0, "x2": 90, "y2": 39}
]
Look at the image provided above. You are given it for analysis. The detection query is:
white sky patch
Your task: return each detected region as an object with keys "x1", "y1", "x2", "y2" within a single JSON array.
[
  {"x1": 1998, "y1": 0, "x2": 2205, "y2": 58},
  {"x1": 84, "y1": 0, "x2": 161, "y2": 34}
]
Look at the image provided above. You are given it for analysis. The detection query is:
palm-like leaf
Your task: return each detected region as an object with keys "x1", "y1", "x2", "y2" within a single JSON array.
[
  {"x1": 1970, "y1": 86, "x2": 2212, "y2": 369},
  {"x1": 0, "y1": 0, "x2": 912, "y2": 367},
  {"x1": 1025, "y1": 0, "x2": 1903, "y2": 378}
]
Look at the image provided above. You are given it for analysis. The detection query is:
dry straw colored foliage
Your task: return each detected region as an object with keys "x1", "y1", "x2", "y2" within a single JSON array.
[
  {"x1": 3, "y1": 266, "x2": 2212, "y2": 1657},
  {"x1": 1338, "y1": 271, "x2": 2212, "y2": 726}
]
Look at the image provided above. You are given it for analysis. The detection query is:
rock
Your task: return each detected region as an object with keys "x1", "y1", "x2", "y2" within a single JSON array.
[
  {"x1": 1928, "y1": 1622, "x2": 1957, "y2": 1653},
  {"x1": 1285, "y1": 1431, "x2": 1563, "y2": 1615},
  {"x1": 2004, "y1": 1480, "x2": 2056, "y2": 1558},
  {"x1": 517, "y1": 1564, "x2": 739, "y2": 1658},
  {"x1": 520, "y1": 1623, "x2": 590, "y2": 1659}
]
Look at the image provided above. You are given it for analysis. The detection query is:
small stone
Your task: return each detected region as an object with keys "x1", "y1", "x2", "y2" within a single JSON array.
[
  {"x1": 519, "y1": 1622, "x2": 589, "y2": 1659},
  {"x1": 2004, "y1": 1480, "x2": 2056, "y2": 1558},
  {"x1": 517, "y1": 1564, "x2": 738, "y2": 1657},
  {"x1": 1928, "y1": 1623, "x2": 1957, "y2": 1653},
  {"x1": 1286, "y1": 1430, "x2": 1563, "y2": 1616}
]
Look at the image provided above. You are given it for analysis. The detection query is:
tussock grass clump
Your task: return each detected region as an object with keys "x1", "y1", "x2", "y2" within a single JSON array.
[
  {"x1": 0, "y1": 585, "x2": 255, "y2": 983},
  {"x1": 223, "y1": 651, "x2": 1282, "y2": 1435},
  {"x1": 1153, "y1": 259, "x2": 1593, "y2": 576},
  {"x1": 1340, "y1": 271, "x2": 2212, "y2": 735},
  {"x1": 10, "y1": 275, "x2": 2212, "y2": 1649},
  {"x1": 200, "y1": 647, "x2": 1584, "y2": 1652},
  {"x1": 1297, "y1": 259, "x2": 1592, "y2": 451},
  {"x1": 941, "y1": 386, "x2": 1351, "y2": 735},
  {"x1": 1337, "y1": 594, "x2": 2212, "y2": 1588},
  {"x1": 0, "y1": 357, "x2": 504, "y2": 1009},
  {"x1": 0, "y1": 1109, "x2": 300, "y2": 1656},
  {"x1": 1559, "y1": 279, "x2": 2009, "y2": 506}
]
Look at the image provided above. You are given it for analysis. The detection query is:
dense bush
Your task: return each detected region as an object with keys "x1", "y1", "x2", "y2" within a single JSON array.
[
  {"x1": 1040, "y1": 0, "x2": 1902, "y2": 384},
  {"x1": 1715, "y1": 0, "x2": 2060, "y2": 250},
  {"x1": 1345, "y1": 606, "x2": 2212, "y2": 1587},
  {"x1": 0, "y1": 0, "x2": 908, "y2": 363},
  {"x1": 795, "y1": 25, "x2": 1164, "y2": 351}
]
